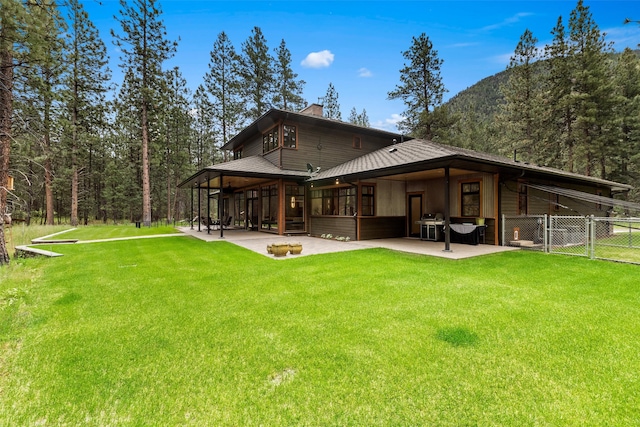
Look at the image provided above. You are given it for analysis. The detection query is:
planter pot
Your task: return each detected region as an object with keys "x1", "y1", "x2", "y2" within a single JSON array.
[
  {"x1": 271, "y1": 243, "x2": 289, "y2": 257},
  {"x1": 288, "y1": 243, "x2": 303, "y2": 255},
  {"x1": 476, "y1": 217, "x2": 485, "y2": 226}
]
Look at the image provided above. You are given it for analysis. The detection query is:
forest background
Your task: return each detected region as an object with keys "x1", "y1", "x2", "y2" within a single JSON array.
[{"x1": 1, "y1": 0, "x2": 639, "y2": 265}]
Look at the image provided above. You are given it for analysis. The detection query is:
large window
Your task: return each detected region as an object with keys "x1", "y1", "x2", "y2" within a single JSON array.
[
  {"x1": 234, "y1": 192, "x2": 245, "y2": 227},
  {"x1": 233, "y1": 147, "x2": 243, "y2": 160},
  {"x1": 361, "y1": 185, "x2": 375, "y2": 216},
  {"x1": 283, "y1": 125, "x2": 297, "y2": 148},
  {"x1": 261, "y1": 184, "x2": 278, "y2": 230},
  {"x1": 263, "y1": 127, "x2": 279, "y2": 153},
  {"x1": 461, "y1": 181, "x2": 481, "y2": 217},
  {"x1": 311, "y1": 187, "x2": 356, "y2": 216}
]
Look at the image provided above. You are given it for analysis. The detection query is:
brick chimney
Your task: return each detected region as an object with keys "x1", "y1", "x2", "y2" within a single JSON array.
[{"x1": 299, "y1": 103, "x2": 323, "y2": 117}]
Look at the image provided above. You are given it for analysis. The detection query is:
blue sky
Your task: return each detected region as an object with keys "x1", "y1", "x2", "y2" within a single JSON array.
[{"x1": 82, "y1": 0, "x2": 640, "y2": 131}]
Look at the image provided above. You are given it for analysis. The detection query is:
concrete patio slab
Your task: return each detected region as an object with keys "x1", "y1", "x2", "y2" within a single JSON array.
[{"x1": 177, "y1": 227, "x2": 519, "y2": 260}]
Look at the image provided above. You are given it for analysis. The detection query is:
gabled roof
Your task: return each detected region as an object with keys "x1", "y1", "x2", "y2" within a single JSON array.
[
  {"x1": 309, "y1": 139, "x2": 632, "y2": 192},
  {"x1": 221, "y1": 108, "x2": 406, "y2": 151}
]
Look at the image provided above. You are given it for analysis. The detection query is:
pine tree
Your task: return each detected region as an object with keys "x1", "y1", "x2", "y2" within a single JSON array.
[
  {"x1": 112, "y1": 0, "x2": 177, "y2": 226},
  {"x1": 273, "y1": 39, "x2": 305, "y2": 112},
  {"x1": 239, "y1": 27, "x2": 274, "y2": 121},
  {"x1": 192, "y1": 85, "x2": 217, "y2": 168},
  {"x1": 542, "y1": 16, "x2": 575, "y2": 170},
  {"x1": 323, "y1": 82, "x2": 341, "y2": 120},
  {"x1": 611, "y1": 48, "x2": 640, "y2": 197},
  {"x1": 20, "y1": 2, "x2": 67, "y2": 226},
  {"x1": 63, "y1": 0, "x2": 110, "y2": 227},
  {"x1": 348, "y1": 107, "x2": 370, "y2": 127},
  {"x1": 388, "y1": 33, "x2": 446, "y2": 138},
  {"x1": 568, "y1": 0, "x2": 615, "y2": 178},
  {"x1": 497, "y1": 29, "x2": 542, "y2": 161},
  {"x1": 203, "y1": 31, "x2": 243, "y2": 159}
]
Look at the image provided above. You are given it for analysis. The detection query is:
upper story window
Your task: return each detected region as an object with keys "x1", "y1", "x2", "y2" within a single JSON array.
[
  {"x1": 263, "y1": 127, "x2": 279, "y2": 153},
  {"x1": 233, "y1": 147, "x2": 243, "y2": 160},
  {"x1": 461, "y1": 181, "x2": 481, "y2": 217},
  {"x1": 353, "y1": 135, "x2": 362, "y2": 149},
  {"x1": 283, "y1": 125, "x2": 297, "y2": 148}
]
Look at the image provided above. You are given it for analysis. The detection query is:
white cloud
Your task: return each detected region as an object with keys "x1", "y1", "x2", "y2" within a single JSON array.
[
  {"x1": 481, "y1": 12, "x2": 534, "y2": 32},
  {"x1": 372, "y1": 114, "x2": 404, "y2": 132},
  {"x1": 301, "y1": 50, "x2": 335, "y2": 68},
  {"x1": 358, "y1": 67, "x2": 373, "y2": 78}
]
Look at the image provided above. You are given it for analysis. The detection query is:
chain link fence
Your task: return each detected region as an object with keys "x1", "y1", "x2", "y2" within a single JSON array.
[
  {"x1": 502, "y1": 215, "x2": 640, "y2": 265},
  {"x1": 592, "y1": 217, "x2": 640, "y2": 264}
]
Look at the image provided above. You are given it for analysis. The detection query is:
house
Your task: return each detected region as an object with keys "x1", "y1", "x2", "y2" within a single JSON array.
[{"x1": 179, "y1": 104, "x2": 633, "y2": 246}]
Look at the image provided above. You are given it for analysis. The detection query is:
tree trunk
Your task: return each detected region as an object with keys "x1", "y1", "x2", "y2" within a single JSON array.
[
  {"x1": 141, "y1": 103, "x2": 151, "y2": 227},
  {"x1": 0, "y1": 48, "x2": 14, "y2": 265}
]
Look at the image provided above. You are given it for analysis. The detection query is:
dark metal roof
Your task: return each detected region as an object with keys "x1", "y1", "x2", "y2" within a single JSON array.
[
  {"x1": 309, "y1": 139, "x2": 632, "y2": 192},
  {"x1": 178, "y1": 155, "x2": 309, "y2": 188}
]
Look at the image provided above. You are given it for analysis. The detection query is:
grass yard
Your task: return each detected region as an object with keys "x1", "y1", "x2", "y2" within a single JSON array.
[{"x1": 1, "y1": 231, "x2": 639, "y2": 425}]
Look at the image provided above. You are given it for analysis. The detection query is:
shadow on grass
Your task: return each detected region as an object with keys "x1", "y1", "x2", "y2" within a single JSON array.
[{"x1": 436, "y1": 326, "x2": 479, "y2": 347}]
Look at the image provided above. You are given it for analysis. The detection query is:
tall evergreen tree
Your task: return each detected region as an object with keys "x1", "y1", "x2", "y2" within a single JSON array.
[
  {"x1": 323, "y1": 82, "x2": 341, "y2": 120},
  {"x1": 22, "y1": 1, "x2": 67, "y2": 226},
  {"x1": 112, "y1": 0, "x2": 177, "y2": 226},
  {"x1": 497, "y1": 29, "x2": 542, "y2": 161},
  {"x1": 239, "y1": 27, "x2": 274, "y2": 121},
  {"x1": 203, "y1": 31, "x2": 243, "y2": 159},
  {"x1": 63, "y1": 0, "x2": 110, "y2": 226},
  {"x1": 159, "y1": 67, "x2": 192, "y2": 222},
  {"x1": 611, "y1": 48, "x2": 640, "y2": 198},
  {"x1": 192, "y1": 85, "x2": 217, "y2": 168},
  {"x1": 348, "y1": 107, "x2": 370, "y2": 127},
  {"x1": 273, "y1": 39, "x2": 305, "y2": 112},
  {"x1": 0, "y1": 0, "x2": 31, "y2": 264},
  {"x1": 388, "y1": 33, "x2": 446, "y2": 138},
  {"x1": 568, "y1": 0, "x2": 615, "y2": 178},
  {"x1": 542, "y1": 16, "x2": 575, "y2": 170}
]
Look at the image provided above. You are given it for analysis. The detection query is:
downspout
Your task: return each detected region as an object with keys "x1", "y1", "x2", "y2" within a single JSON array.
[
  {"x1": 197, "y1": 180, "x2": 201, "y2": 232},
  {"x1": 190, "y1": 186, "x2": 194, "y2": 230},
  {"x1": 206, "y1": 173, "x2": 211, "y2": 235},
  {"x1": 219, "y1": 174, "x2": 224, "y2": 239},
  {"x1": 443, "y1": 166, "x2": 452, "y2": 252}
]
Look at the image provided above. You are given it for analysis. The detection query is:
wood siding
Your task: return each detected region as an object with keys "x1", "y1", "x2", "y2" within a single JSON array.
[
  {"x1": 281, "y1": 125, "x2": 396, "y2": 171},
  {"x1": 309, "y1": 216, "x2": 357, "y2": 240},
  {"x1": 359, "y1": 216, "x2": 406, "y2": 240}
]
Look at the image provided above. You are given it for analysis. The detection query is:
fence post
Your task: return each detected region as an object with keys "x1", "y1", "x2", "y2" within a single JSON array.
[
  {"x1": 543, "y1": 214, "x2": 548, "y2": 253},
  {"x1": 501, "y1": 214, "x2": 505, "y2": 246},
  {"x1": 589, "y1": 215, "x2": 595, "y2": 259}
]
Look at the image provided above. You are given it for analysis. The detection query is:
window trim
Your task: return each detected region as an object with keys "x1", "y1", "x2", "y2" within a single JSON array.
[
  {"x1": 353, "y1": 135, "x2": 362, "y2": 149},
  {"x1": 360, "y1": 183, "x2": 375, "y2": 216},
  {"x1": 233, "y1": 145, "x2": 244, "y2": 160},
  {"x1": 460, "y1": 179, "x2": 482, "y2": 218},
  {"x1": 282, "y1": 124, "x2": 297, "y2": 150},
  {"x1": 517, "y1": 181, "x2": 528, "y2": 215},
  {"x1": 262, "y1": 125, "x2": 280, "y2": 154}
]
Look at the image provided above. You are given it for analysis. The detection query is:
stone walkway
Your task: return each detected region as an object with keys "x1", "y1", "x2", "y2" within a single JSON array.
[{"x1": 178, "y1": 227, "x2": 519, "y2": 260}]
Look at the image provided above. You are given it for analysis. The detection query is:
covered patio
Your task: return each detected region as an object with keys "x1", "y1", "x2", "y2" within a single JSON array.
[{"x1": 177, "y1": 227, "x2": 518, "y2": 260}]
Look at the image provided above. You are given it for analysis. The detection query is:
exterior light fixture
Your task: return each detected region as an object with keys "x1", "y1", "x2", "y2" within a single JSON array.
[
  {"x1": 335, "y1": 178, "x2": 340, "y2": 185},
  {"x1": 7, "y1": 175, "x2": 14, "y2": 191},
  {"x1": 290, "y1": 196, "x2": 296, "y2": 209}
]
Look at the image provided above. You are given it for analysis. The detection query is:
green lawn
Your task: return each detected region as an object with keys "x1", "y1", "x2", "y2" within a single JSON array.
[{"x1": 1, "y1": 232, "x2": 639, "y2": 425}]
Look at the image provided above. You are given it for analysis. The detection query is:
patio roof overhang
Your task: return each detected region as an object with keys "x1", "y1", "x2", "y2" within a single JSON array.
[
  {"x1": 308, "y1": 139, "x2": 633, "y2": 193},
  {"x1": 178, "y1": 156, "x2": 309, "y2": 191}
]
